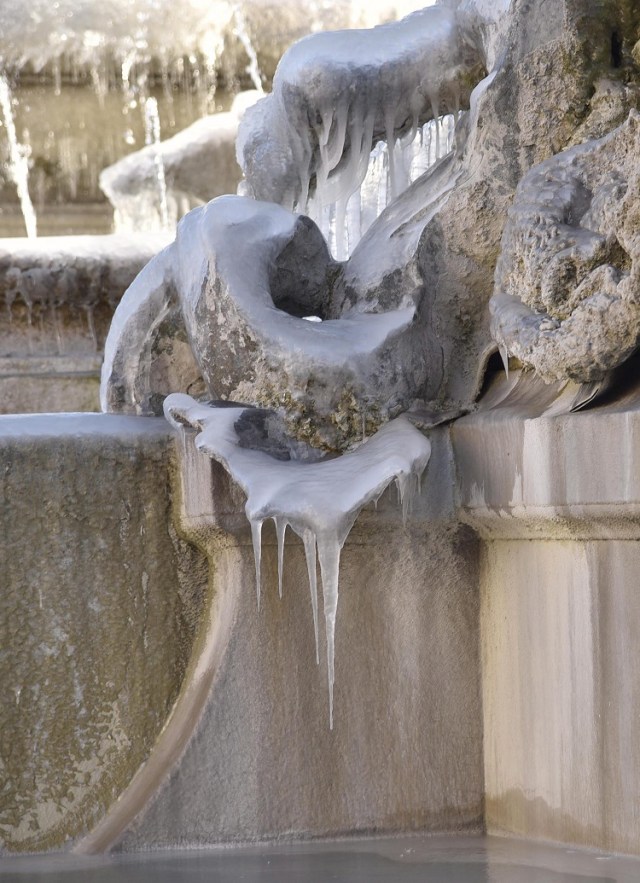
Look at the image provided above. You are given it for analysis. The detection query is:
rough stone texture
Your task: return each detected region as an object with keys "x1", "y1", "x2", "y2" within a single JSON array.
[
  {"x1": 0, "y1": 415, "x2": 207, "y2": 853},
  {"x1": 0, "y1": 235, "x2": 166, "y2": 358},
  {"x1": 101, "y1": 198, "x2": 428, "y2": 450},
  {"x1": 102, "y1": 0, "x2": 640, "y2": 447},
  {"x1": 491, "y1": 112, "x2": 640, "y2": 383},
  {"x1": 100, "y1": 245, "x2": 206, "y2": 418},
  {"x1": 332, "y1": 0, "x2": 640, "y2": 408}
]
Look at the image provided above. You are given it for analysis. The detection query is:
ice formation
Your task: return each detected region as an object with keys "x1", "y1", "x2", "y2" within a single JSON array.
[
  {"x1": 164, "y1": 393, "x2": 431, "y2": 727},
  {"x1": 100, "y1": 91, "x2": 261, "y2": 233},
  {"x1": 0, "y1": 1, "x2": 429, "y2": 85},
  {"x1": 237, "y1": 3, "x2": 483, "y2": 257},
  {"x1": 101, "y1": 194, "x2": 430, "y2": 447}
]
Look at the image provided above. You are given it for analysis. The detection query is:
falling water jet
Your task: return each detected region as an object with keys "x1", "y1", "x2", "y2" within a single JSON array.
[
  {"x1": 143, "y1": 96, "x2": 170, "y2": 230},
  {"x1": 0, "y1": 73, "x2": 37, "y2": 239},
  {"x1": 232, "y1": 6, "x2": 264, "y2": 93}
]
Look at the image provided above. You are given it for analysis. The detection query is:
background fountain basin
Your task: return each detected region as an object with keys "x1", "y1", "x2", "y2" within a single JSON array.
[{"x1": 0, "y1": 233, "x2": 168, "y2": 412}]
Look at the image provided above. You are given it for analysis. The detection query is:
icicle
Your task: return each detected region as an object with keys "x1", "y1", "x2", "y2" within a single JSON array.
[
  {"x1": 317, "y1": 533, "x2": 342, "y2": 730},
  {"x1": 499, "y1": 343, "x2": 510, "y2": 378},
  {"x1": 429, "y1": 92, "x2": 441, "y2": 158},
  {"x1": 302, "y1": 528, "x2": 320, "y2": 665},
  {"x1": 250, "y1": 518, "x2": 263, "y2": 610},
  {"x1": 385, "y1": 107, "x2": 398, "y2": 201},
  {"x1": 334, "y1": 197, "x2": 348, "y2": 261},
  {"x1": 164, "y1": 397, "x2": 432, "y2": 729},
  {"x1": 275, "y1": 516, "x2": 287, "y2": 600}
]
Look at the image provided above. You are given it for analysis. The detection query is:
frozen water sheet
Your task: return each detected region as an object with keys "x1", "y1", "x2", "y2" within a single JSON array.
[{"x1": 164, "y1": 393, "x2": 431, "y2": 727}]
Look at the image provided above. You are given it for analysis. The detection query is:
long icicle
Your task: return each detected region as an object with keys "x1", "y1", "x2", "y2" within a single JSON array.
[
  {"x1": 250, "y1": 519, "x2": 263, "y2": 610},
  {"x1": 275, "y1": 516, "x2": 287, "y2": 600},
  {"x1": 302, "y1": 528, "x2": 320, "y2": 665},
  {"x1": 317, "y1": 532, "x2": 342, "y2": 730}
]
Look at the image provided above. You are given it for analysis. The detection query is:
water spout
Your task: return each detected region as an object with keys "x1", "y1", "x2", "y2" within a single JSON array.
[
  {"x1": 143, "y1": 96, "x2": 170, "y2": 230},
  {"x1": 0, "y1": 74, "x2": 37, "y2": 238},
  {"x1": 232, "y1": 5, "x2": 264, "y2": 93}
]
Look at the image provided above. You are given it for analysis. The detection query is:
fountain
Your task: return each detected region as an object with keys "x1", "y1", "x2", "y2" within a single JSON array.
[
  {"x1": 3, "y1": 0, "x2": 640, "y2": 877},
  {"x1": 0, "y1": 0, "x2": 431, "y2": 414}
]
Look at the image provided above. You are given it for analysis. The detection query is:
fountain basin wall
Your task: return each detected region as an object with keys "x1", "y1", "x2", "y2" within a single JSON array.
[
  {"x1": 3, "y1": 394, "x2": 640, "y2": 855},
  {"x1": 454, "y1": 390, "x2": 640, "y2": 857},
  {"x1": 0, "y1": 235, "x2": 167, "y2": 414},
  {"x1": 0, "y1": 415, "x2": 208, "y2": 853}
]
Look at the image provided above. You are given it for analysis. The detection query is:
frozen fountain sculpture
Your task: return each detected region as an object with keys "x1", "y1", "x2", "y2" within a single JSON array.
[{"x1": 102, "y1": 0, "x2": 640, "y2": 723}]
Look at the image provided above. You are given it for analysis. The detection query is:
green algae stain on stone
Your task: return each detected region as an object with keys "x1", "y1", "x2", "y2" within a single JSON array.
[{"x1": 0, "y1": 417, "x2": 207, "y2": 853}]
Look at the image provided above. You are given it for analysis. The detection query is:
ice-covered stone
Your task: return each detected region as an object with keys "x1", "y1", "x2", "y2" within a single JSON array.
[
  {"x1": 237, "y1": 4, "x2": 485, "y2": 211},
  {"x1": 100, "y1": 92, "x2": 262, "y2": 233},
  {"x1": 0, "y1": 233, "x2": 168, "y2": 358},
  {"x1": 104, "y1": 0, "x2": 640, "y2": 434},
  {"x1": 164, "y1": 392, "x2": 431, "y2": 726},
  {"x1": 102, "y1": 195, "x2": 429, "y2": 448}
]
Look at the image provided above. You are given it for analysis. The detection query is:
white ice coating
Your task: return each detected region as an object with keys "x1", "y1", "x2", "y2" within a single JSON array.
[
  {"x1": 309, "y1": 113, "x2": 456, "y2": 259},
  {"x1": 237, "y1": 3, "x2": 482, "y2": 256},
  {"x1": 0, "y1": 1, "x2": 431, "y2": 77},
  {"x1": 164, "y1": 393, "x2": 431, "y2": 728}
]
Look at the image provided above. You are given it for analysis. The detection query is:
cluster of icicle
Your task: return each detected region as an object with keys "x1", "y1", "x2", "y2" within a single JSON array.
[
  {"x1": 307, "y1": 113, "x2": 455, "y2": 260},
  {"x1": 236, "y1": 5, "x2": 463, "y2": 259},
  {"x1": 164, "y1": 394, "x2": 431, "y2": 728}
]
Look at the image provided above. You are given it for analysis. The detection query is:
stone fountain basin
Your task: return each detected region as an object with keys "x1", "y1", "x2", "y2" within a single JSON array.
[
  {"x1": 4, "y1": 371, "x2": 640, "y2": 855},
  {"x1": 0, "y1": 233, "x2": 169, "y2": 413}
]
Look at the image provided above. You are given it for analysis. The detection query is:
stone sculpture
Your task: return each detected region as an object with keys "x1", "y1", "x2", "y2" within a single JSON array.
[{"x1": 102, "y1": 0, "x2": 640, "y2": 447}]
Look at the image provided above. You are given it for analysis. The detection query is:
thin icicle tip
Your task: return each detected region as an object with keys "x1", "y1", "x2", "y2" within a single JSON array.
[{"x1": 164, "y1": 394, "x2": 431, "y2": 727}]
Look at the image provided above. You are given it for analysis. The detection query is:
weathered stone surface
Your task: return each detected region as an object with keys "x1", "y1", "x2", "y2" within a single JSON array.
[
  {"x1": 331, "y1": 0, "x2": 640, "y2": 406},
  {"x1": 0, "y1": 235, "x2": 167, "y2": 358},
  {"x1": 0, "y1": 234, "x2": 169, "y2": 414},
  {"x1": 451, "y1": 372, "x2": 640, "y2": 855},
  {"x1": 100, "y1": 245, "x2": 206, "y2": 417},
  {"x1": 0, "y1": 415, "x2": 207, "y2": 853},
  {"x1": 0, "y1": 355, "x2": 102, "y2": 415},
  {"x1": 491, "y1": 112, "x2": 640, "y2": 383},
  {"x1": 104, "y1": 0, "x2": 640, "y2": 443},
  {"x1": 75, "y1": 423, "x2": 483, "y2": 852},
  {"x1": 102, "y1": 197, "x2": 429, "y2": 450}
]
